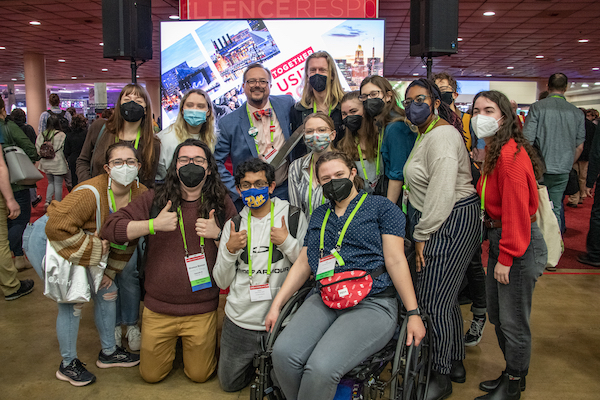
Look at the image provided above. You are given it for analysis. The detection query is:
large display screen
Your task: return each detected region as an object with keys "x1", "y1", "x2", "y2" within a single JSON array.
[{"x1": 160, "y1": 19, "x2": 385, "y2": 126}]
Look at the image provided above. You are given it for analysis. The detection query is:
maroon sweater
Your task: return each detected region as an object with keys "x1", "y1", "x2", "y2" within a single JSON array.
[{"x1": 101, "y1": 190, "x2": 237, "y2": 316}]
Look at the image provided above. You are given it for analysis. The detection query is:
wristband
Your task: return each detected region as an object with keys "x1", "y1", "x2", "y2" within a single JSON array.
[
  {"x1": 149, "y1": 219, "x2": 156, "y2": 235},
  {"x1": 406, "y1": 307, "x2": 421, "y2": 317}
]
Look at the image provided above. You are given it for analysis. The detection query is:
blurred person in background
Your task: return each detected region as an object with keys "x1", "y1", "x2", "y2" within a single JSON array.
[{"x1": 64, "y1": 114, "x2": 88, "y2": 188}]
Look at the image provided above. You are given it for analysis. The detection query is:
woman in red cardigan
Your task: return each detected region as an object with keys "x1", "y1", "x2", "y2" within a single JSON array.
[{"x1": 472, "y1": 90, "x2": 547, "y2": 400}]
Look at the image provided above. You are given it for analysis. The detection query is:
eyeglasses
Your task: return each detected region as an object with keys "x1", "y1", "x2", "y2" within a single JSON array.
[
  {"x1": 108, "y1": 158, "x2": 138, "y2": 167},
  {"x1": 401, "y1": 95, "x2": 431, "y2": 108},
  {"x1": 239, "y1": 180, "x2": 268, "y2": 190},
  {"x1": 358, "y1": 90, "x2": 382, "y2": 101},
  {"x1": 305, "y1": 127, "x2": 331, "y2": 135},
  {"x1": 177, "y1": 156, "x2": 208, "y2": 166},
  {"x1": 245, "y1": 79, "x2": 270, "y2": 87}
]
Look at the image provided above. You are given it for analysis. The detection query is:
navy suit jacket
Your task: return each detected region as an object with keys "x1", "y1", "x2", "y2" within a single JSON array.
[{"x1": 215, "y1": 94, "x2": 295, "y2": 201}]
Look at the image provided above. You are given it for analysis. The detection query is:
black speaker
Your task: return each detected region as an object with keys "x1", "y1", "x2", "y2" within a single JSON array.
[
  {"x1": 102, "y1": 0, "x2": 153, "y2": 61},
  {"x1": 410, "y1": 0, "x2": 458, "y2": 57}
]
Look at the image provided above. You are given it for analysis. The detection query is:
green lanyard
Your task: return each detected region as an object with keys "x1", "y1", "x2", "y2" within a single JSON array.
[
  {"x1": 356, "y1": 130, "x2": 383, "y2": 181},
  {"x1": 319, "y1": 193, "x2": 368, "y2": 266},
  {"x1": 313, "y1": 102, "x2": 333, "y2": 116},
  {"x1": 246, "y1": 103, "x2": 274, "y2": 156},
  {"x1": 108, "y1": 187, "x2": 131, "y2": 250},
  {"x1": 178, "y1": 206, "x2": 204, "y2": 257},
  {"x1": 403, "y1": 116, "x2": 440, "y2": 193},
  {"x1": 480, "y1": 175, "x2": 488, "y2": 213},
  {"x1": 247, "y1": 201, "x2": 275, "y2": 283},
  {"x1": 549, "y1": 94, "x2": 565, "y2": 100},
  {"x1": 115, "y1": 128, "x2": 141, "y2": 149},
  {"x1": 308, "y1": 155, "x2": 325, "y2": 215}
]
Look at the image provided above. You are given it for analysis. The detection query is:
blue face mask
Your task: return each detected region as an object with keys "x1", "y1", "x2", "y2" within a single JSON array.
[
  {"x1": 405, "y1": 101, "x2": 432, "y2": 126},
  {"x1": 241, "y1": 186, "x2": 270, "y2": 209},
  {"x1": 183, "y1": 109, "x2": 207, "y2": 127}
]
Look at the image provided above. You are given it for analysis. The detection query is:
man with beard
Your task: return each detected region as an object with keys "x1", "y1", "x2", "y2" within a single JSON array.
[{"x1": 215, "y1": 63, "x2": 295, "y2": 209}]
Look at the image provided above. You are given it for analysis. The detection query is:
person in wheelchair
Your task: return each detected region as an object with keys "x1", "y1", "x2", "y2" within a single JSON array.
[
  {"x1": 265, "y1": 151, "x2": 426, "y2": 400},
  {"x1": 213, "y1": 159, "x2": 308, "y2": 392}
]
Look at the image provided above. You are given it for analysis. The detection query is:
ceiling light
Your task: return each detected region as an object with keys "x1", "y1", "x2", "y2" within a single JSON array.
[
  {"x1": 582, "y1": 83, "x2": 589, "y2": 87},
  {"x1": 0, "y1": 47, "x2": 5, "y2": 50},
  {"x1": 421, "y1": 65, "x2": 426, "y2": 68},
  {"x1": 593, "y1": 67, "x2": 599, "y2": 71},
  {"x1": 102, "y1": 68, "x2": 108, "y2": 71},
  {"x1": 99, "y1": 42, "x2": 104, "y2": 46},
  {"x1": 579, "y1": 39, "x2": 589, "y2": 43},
  {"x1": 483, "y1": 11, "x2": 496, "y2": 16},
  {"x1": 11, "y1": 78, "x2": 17, "y2": 81},
  {"x1": 485, "y1": 74, "x2": 492, "y2": 77},
  {"x1": 536, "y1": 55, "x2": 544, "y2": 59},
  {"x1": 595, "y1": 82, "x2": 600, "y2": 85},
  {"x1": 136, "y1": 75, "x2": 140, "y2": 78},
  {"x1": 29, "y1": 21, "x2": 41, "y2": 25},
  {"x1": 71, "y1": 76, "x2": 77, "y2": 79},
  {"x1": 169, "y1": 15, "x2": 180, "y2": 20},
  {"x1": 507, "y1": 66, "x2": 514, "y2": 69},
  {"x1": 413, "y1": 73, "x2": 419, "y2": 76},
  {"x1": 457, "y1": 37, "x2": 463, "y2": 41},
  {"x1": 58, "y1": 59, "x2": 66, "y2": 62}
]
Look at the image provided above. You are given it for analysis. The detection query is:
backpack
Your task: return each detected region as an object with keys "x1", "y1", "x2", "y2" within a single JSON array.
[
  {"x1": 39, "y1": 132, "x2": 56, "y2": 159},
  {"x1": 48, "y1": 110, "x2": 70, "y2": 134}
]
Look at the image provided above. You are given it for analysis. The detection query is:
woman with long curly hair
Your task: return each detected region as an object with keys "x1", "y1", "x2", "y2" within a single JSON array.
[
  {"x1": 101, "y1": 139, "x2": 237, "y2": 383},
  {"x1": 472, "y1": 90, "x2": 546, "y2": 400}
]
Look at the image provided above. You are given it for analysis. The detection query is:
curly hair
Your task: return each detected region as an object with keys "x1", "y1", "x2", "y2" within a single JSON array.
[
  {"x1": 337, "y1": 91, "x2": 379, "y2": 160},
  {"x1": 152, "y1": 139, "x2": 229, "y2": 222},
  {"x1": 9, "y1": 108, "x2": 26, "y2": 125},
  {"x1": 234, "y1": 158, "x2": 275, "y2": 187},
  {"x1": 405, "y1": 78, "x2": 464, "y2": 134},
  {"x1": 473, "y1": 91, "x2": 543, "y2": 179},
  {"x1": 71, "y1": 114, "x2": 88, "y2": 134}
]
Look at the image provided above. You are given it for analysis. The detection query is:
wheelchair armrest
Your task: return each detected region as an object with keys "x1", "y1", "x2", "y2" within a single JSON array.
[{"x1": 265, "y1": 284, "x2": 314, "y2": 351}]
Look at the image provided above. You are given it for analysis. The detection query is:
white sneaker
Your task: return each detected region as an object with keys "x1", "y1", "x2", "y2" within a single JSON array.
[
  {"x1": 115, "y1": 326, "x2": 122, "y2": 346},
  {"x1": 126, "y1": 325, "x2": 141, "y2": 351}
]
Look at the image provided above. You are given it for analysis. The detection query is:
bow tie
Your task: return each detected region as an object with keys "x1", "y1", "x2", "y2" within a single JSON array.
[{"x1": 253, "y1": 108, "x2": 272, "y2": 120}]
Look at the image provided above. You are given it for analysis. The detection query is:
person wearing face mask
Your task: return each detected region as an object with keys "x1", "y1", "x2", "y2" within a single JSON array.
[
  {"x1": 471, "y1": 90, "x2": 546, "y2": 400},
  {"x1": 77, "y1": 84, "x2": 160, "y2": 189},
  {"x1": 402, "y1": 78, "x2": 480, "y2": 400},
  {"x1": 213, "y1": 158, "x2": 307, "y2": 392},
  {"x1": 359, "y1": 75, "x2": 418, "y2": 203},
  {"x1": 156, "y1": 89, "x2": 216, "y2": 181},
  {"x1": 290, "y1": 51, "x2": 346, "y2": 156},
  {"x1": 288, "y1": 113, "x2": 336, "y2": 220},
  {"x1": 42, "y1": 142, "x2": 147, "y2": 386},
  {"x1": 266, "y1": 151, "x2": 425, "y2": 400},
  {"x1": 102, "y1": 139, "x2": 237, "y2": 383}
]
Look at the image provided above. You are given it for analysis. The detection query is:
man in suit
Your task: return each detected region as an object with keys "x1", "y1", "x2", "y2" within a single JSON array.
[{"x1": 215, "y1": 63, "x2": 295, "y2": 209}]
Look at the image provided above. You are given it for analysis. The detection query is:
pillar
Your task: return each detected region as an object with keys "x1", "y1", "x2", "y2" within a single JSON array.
[
  {"x1": 94, "y1": 82, "x2": 108, "y2": 111},
  {"x1": 23, "y1": 52, "x2": 47, "y2": 134},
  {"x1": 535, "y1": 78, "x2": 548, "y2": 100},
  {"x1": 144, "y1": 78, "x2": 161, "y2": 126}
]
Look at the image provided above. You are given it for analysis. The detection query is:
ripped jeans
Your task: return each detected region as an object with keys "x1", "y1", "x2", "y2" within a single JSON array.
[{"x1": 57, "y1": 280, "x2": 118, "y2": 364}]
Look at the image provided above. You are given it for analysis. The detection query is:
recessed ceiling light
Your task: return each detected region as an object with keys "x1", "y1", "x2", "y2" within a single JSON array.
[
  {"x1": 457, "y1": 37, "x2": 463, "y2": 41},
  {"x1": 169, "y1": 15, "x2": 180, "y2": 20},
  {"x1": 58, "y1": 59, "x2": 66, "y2": 62},
  {"x1": 421, "y1": 65, "x2": 426, "y2": 68},
  {"x1": 136, "y1": 75, "x2": 140, "y2": 78},
  {"x1": 413, "y1": 73, "x2": 419, "y2": 76},
  {"x1": 582, "y1": 83, "x2": 589, "y2": 87},
  {"x1": 0, "y1": 46, "x2": 5, "y2": 50},
  {"x1": 593, "y1": 67, "x2": 599, "y2": 71},
  {"x1": 483, "y1": 11, "x2": 495, "y2": 16},
  {"x1": 29, "y1": 21, "x2": 41, "y2": 25},
  {"x1": 99, "y1": 42, "x2": 104, "y2": 46},
  {"x1": 71, "y1": 76, "x2": 77, "y2": 79},
  {"x1": 595, "y1": 82, "x2": 600, "y2": 85},
  {"x1": 485, "y1": 74, "x2": 492, "y2": 77},
  {"x1": 536, "y1": 55, "x2": 544, "y2": 59},
  {"x1": 579, "y1": 39, "x2": 589, "y2": 43},
  {"x1": 507, "y1": 66, "x2": 514, "y2": 69},
  {"x1": 102, "y1": 68, "x2": 108, "y2": 71},
  {"x1": 11, "y1": 78, "x2": 17, "y2": 81}
]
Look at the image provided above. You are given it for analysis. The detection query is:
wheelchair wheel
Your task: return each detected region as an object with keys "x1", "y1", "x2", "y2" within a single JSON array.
[{"x1": 389, "y1": 314, "x2": 431, "y2": 400}]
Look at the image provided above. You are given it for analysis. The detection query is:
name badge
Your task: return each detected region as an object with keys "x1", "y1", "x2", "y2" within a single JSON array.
[
  {"x1": 184, "y1": 253, "x2": 212, "y2": 292},
  {"x1": 401, "y1": 188, "x2": 409, "y2": 214},
  {"x1": 249, "y1": 283, "x2": 272, "y2": 302},
  {"x1": 263, "y1": 147, "x2": 279, "y2": 164},
  {"x1": 316, "y1": 254, "x2": 336, "y2": 280}
]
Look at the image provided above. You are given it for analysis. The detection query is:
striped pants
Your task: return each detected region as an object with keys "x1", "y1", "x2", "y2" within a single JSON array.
[{"x1": 408, "y1": 194, "x2": 481, "y2": 374}]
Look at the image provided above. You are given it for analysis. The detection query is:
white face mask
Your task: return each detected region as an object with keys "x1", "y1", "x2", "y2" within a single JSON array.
[
  {"x1": 110, "y1": 164, "x2": 139, "y2": 187},
  {"x1": 472, "y1": 114, "x2": 503, "y2": 139}
]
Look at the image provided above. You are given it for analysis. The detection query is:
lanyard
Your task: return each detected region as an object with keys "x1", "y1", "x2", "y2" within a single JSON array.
[
  {"x1": 403, "y1": 116, "x2": 440, "y2": 192},
  {"x1": 178, "y1": 206, "x2": 204, "y2": 257},
  {"x1": 313, "y1": 102, "x2": 333, "y2": 116},
  {"x1": 248, "y1": 201, "x2": 275, "y2": 282},
  {"x1": 115, "y1": 128, "x2": 141, "y2": 149},
  {"x1": 356, "y1": 130, "x2": 383, "y2": 181},
  {"x1": 480, "y1": 175, "x2": 488, "y2": 213},
  {"x1": 319, "y1": 193, "x2": 367, "y2": 266},
  {"x1": 108, "y1": 187, "x2": 131, "y2": 213},
  {"x1": 549, "y1": 94, "x2": 565, "y2": 100},
  {"x1": 308, "y1": 155, "x2": 325, "y2": 215},
  {"x1": 246, "y1": 103, "x2": 274, "y2": 156}
]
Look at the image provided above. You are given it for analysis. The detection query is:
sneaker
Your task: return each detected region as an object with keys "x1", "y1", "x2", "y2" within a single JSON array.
[
  {"x1": 5, "y1": 279, "x2": 34, "y2": 301},
  {"x1": 56, "y1": 358, "x2": 96, "y2": 387},
  {"x1": 96, "y1": 346, "x2": 140, "y2": 368},
  {"x1": 32, "y1": 195, "x2": 43, "y2": 208},
  {"x1": 465, "y1": 315, "x2": 486, "y2": 347},
  {"x1": 126, "y1": 325, "x2": 141, "y2": 352},
  {"x1": 115, "y1": 326, "x2": 122, "y2": 346}
]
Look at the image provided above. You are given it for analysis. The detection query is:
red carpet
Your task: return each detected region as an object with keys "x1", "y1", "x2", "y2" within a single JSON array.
[{"x1": 30, "y1": 173, "x2": 69, "y2": 222}]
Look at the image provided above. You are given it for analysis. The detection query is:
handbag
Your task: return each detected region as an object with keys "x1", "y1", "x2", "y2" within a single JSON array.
[
  {"x1": 3, "y1": 146, "x2": 43, "y2": 185},
  {"x1": 564, "y1": 168, "x2": 579, "y2": 196},
  {"x1": 43, "y1": 185, "x2": 107, "y2": 303},
  {"x1": 317, "y1": 266, "x2": 386, "y2": 309},
  {"x1": 534, "y1": 184, "x2": 563, "y2": 269}
]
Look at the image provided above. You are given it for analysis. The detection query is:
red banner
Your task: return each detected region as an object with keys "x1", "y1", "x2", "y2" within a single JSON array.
[{"x1": 179, "y1": 0, "x2": 378, "y2": 20}]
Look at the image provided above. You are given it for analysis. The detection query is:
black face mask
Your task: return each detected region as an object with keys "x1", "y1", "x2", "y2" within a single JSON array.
[
  {"x1": 343, "y1": 115, "x2": 363, "y2": 133},
  {"x1": 440, "y1": 91, "x2": 454, "y2": 106},
  {"x1": 309, "y1": 74, "x2": 328, "y2": 92},
  {"x1": 322, "y1": 178, "x2": 353, "y2": 203},
  {"x1": 178, "y1": 164, "x2": 206, "y2": 188},
  {"x1": 120, "y1": 100, "x2": 145, "y2": 122},
  {"x1": 363, "y1": 98, "x2": 385, "y2": 118}
]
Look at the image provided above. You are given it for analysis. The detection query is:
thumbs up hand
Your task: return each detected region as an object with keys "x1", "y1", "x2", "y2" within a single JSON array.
[
  {"x1": 154, "y1": 200, "x2": 178, "y2": 232},
  {"x1": 196, "y1": 209, "x2": 221, "y2": 239},
  {"x1": 226, "y1": 220, "x2": 247, "y2": 253},
  {"x1": 270, "y1": 216, "x2": 289, "y2": 246}
]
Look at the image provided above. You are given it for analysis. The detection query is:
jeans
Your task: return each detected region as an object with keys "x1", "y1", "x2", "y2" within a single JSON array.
[
  {"x1": 57, "y1": 280, "x2": 118, "y2": 364},
  {"x1": 587, "y1": 187, "x2": 600, "y2": 261},
  {"x1": 272, "y1": 294, "x2": 397, "y2": 400},
  {"x1": 486, "y1": 222, "x2": 547, "y2": 377},
  {"x1": 7, "y1": 189, "x2": 31, "y2": 257},
  {"x1": 114, "y1": 248, "x2": 141, "y2": 326},
  {"x1": 466, "y1": 245, "x2": 487, "y2": 316},
  {"x1": 22, "y1": 215, "x2": 49, "y2": 280},
  {"x1": 542, "y1": 173, "x2": 569, "y2": 231},
  {"x1": 46, "y1": 173, "x2": 65, "y2": 203}
]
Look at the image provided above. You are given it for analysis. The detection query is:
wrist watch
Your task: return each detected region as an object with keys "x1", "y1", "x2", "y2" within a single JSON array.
[
  {"x1": 406, "y1": 307, "x2": 421, "y2": 317},
  {"x1": 216, "y1": 229, "x2": 223, "y2": 241}
]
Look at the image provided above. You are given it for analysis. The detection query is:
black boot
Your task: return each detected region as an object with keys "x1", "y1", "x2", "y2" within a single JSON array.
[
  {"x1": 425, "y1": 370, "x2": 452, "y2": 400},
  {"x1": 475, "y1": 373, "x2": 521, "y2": 400},
  {"x1": 449, "y1": 359, "x2": 466, "y2": 383},
  {"x1": 479, "y1": 372, "x2": 526, "y2": 392}
]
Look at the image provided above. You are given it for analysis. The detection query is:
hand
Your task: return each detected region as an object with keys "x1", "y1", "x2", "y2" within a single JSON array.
[
  {"x1": 94, "y1": 232, "x2": 110, "y2": 255},
  {"x1": 415, "y1": 241, "x2": 425, "y2": 272},
  {"x1": 6, "y1": 198, "x2": 20, "y2": 219},
  {"x1": 265, "y1": 305, "x2": 281, "y2": 332},
  {"x1": 406, "y1": 315, "x2": 426, "y2": 347},
  {"x1": 226, "y1": 220, "x2": 247, "y2": 253},
  {"x1": 154, "y1": 200, "x2": 177, "y2": 232},
  {"x1": 494, "y1": 262, "x2": 511, "y2": 285},
  {"x1": 270, "y1": 216, "x2": 289, "y2": 246},
  {"x1": 586, "y1": 187, "x2": 593, "y2": 198},
  {"x1": 196, "y1": 209, "x2": 220, "y2": 239},
  {"x1": 99, "y1": 274, "x2": 113, "y2": 290}
]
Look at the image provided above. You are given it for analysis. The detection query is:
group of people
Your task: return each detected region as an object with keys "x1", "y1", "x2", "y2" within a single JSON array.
[{"x1": 6, "y1": 51, "x2": 585, "y2": 400}]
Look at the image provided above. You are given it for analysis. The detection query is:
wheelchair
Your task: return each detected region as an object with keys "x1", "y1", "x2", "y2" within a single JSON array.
[{"x1": 250, "y1": 251, "x2": 432, "y2": 400}]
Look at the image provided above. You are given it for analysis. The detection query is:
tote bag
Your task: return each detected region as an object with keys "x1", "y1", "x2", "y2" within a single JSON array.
[
  {"x1": 534, "y1": 184, "x2": 563, "y2": 269},
  {"x1": 3, "y1": 146, "x2": 43, "y2": 185}
]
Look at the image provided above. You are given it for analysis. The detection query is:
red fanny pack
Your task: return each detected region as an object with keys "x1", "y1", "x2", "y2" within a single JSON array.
[{"x1": 318, "y1": 266, "x2": 386, "y2": 309}]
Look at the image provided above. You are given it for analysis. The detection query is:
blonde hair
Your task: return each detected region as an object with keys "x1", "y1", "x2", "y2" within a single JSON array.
[
  {"x1": 172, "y1": 89, "x2": 216, "y2": 150},
  {"x1": 300, "y1": 51, "x2": 345, "y2": 110}
]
